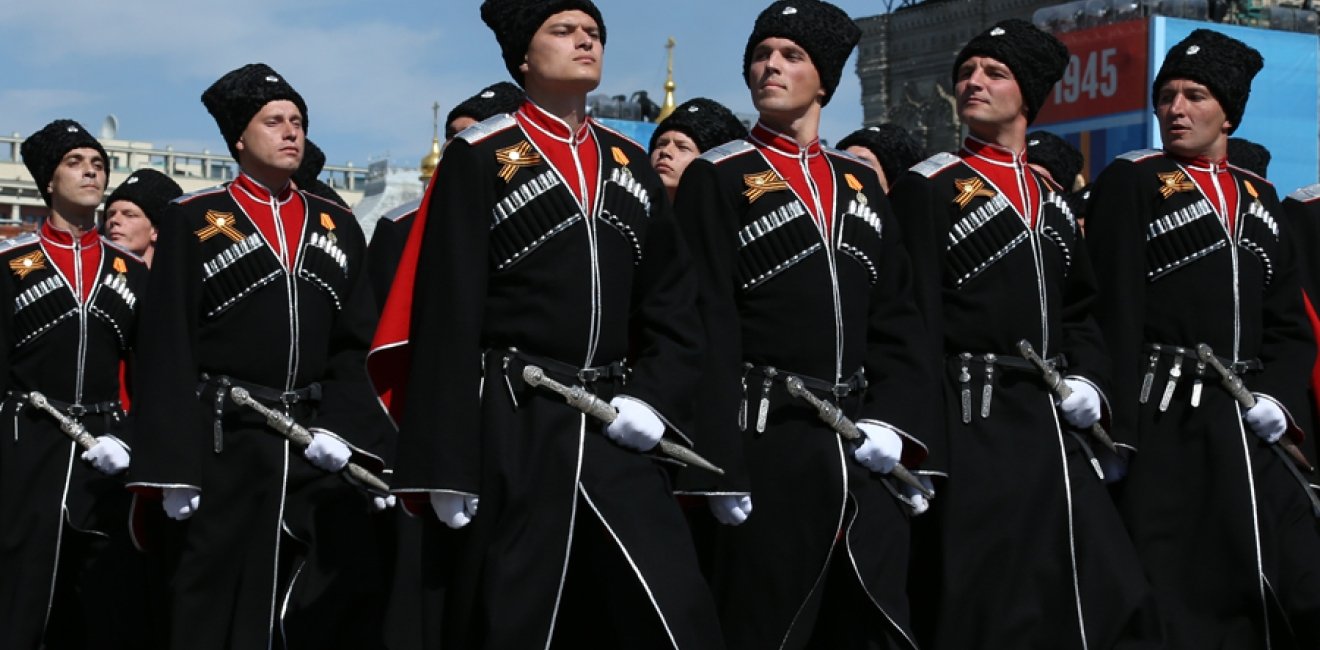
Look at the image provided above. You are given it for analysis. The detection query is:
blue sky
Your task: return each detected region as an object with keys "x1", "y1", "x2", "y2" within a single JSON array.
[{"x1": 1, "y1": 0, "x2": 889, "y2": 168}]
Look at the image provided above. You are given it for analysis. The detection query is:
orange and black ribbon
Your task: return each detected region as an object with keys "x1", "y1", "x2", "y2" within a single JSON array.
[
  {"x1": 196, "y1": 210, "x2": 244, "y2": 243},
  {"x1": 742, "y1": 170, "x2": 789, "y2": 203},
  {"x1": 953, "y1": 177, "x2": 996, "y2": 209},
  {"x1": 9, "y1": 250, "x2": 46, "y2": 279},
  {"x1": 1157, "y1": 170, "x2": 1195, "y2": 199},
  {"x1": 495, "y1": 141, "x2": 543, "y2": 183}
]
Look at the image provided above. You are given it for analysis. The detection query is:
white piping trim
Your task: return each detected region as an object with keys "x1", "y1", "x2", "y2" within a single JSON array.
[
  {"x1": 578, "y1": 488, "x2": 680, "y2": 649},
  {"x1": 843, "y1": 495, "x2": 920, "y2": 650},
  {"x1": 543, "y1": 416, "x2": 586, "y2": 649},
  {"x1": 779, "y1": 435, "x2": 849, "y2": 648},
  {"x1": 42, "y1": 442, "x2": 76, "y2": 635},
  {"x1": 278, "y1": 558, "x2": 307, "y2": 648},
  {"x1": 267, "y1": 441, "x2": 290, "y2": 650},
  {"x1": 1234, "y1": 401, "x2": 1271, "y2": 649},
  {"x1": 1051, "y1": 396, "x2": 1089, "y2": 649}
]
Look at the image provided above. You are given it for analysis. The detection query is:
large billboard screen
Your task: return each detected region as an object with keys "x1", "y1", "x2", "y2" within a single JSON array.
[
  {"x1": 1037, "y1": 18, "x2": 1317, "y2": 190},
  {"x1": 1035, "y1": 20, "x2": 1152, "y2": 178},
  {"x1": 1152, "y1": 17, "x2": 1318, "y2": 194}
]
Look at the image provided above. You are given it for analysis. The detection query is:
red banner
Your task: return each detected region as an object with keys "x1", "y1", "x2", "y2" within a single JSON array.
[{"x1": 1036, "y1": 19, "x2": 1149, "y2": 125}]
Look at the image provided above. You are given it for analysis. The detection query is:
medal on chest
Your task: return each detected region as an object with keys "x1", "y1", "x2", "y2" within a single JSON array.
[
  {"x1": 953, "y1": 177, "x2": 996, "y2": 209},
  {"x1": 496, "y1": 141, "x2": 543, "y2": 183},
  {"x1": 9, "y1": 250, "x2": 46, "y2": 279},
  {"x1": 743, "y1": 169, "x2": 789, "y2": 204},
  {"x1": 1157, "y1": 170, "x2": 1195, "y2": 199},
  {"x1": 197, "y1": 210, "x2": 245, "y2": 243}
]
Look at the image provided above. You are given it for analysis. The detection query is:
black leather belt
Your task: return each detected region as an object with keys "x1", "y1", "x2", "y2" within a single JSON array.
[
  {"x1": 196, "y1": 375, "x2": 321, "y2": 453},
  {"x1": 744, "y1": 364, "x2": 868, "y2": 399},
  {"x1": 495, "y1": 348, "x2": 629, "y2": 385},
  {"x1": 740, "y1": 364, "x2": 866, "y2": 433},
  {"x1": 197, "y1": 374, "x2": 322, "y2": 406},
  {"x1": 3, "y1": 391, "x2": 121, "y2": 417},
  {"x1": 1143, "y1": 343, "x2": 1262, "y2": 374},
  {"x1": 949, "y1": 351, "x2": 1068, "y2": 373}
]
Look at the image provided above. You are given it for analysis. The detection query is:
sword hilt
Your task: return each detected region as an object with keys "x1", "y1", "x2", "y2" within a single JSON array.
[
  {"x1": 1196, "y1": 344, "x2": 1314, "y2": 473},
  {"x1": 27, "y1": 391, "x2": 98, "y2": 451},
  {"x1": 521, "y1": 365, "x2": 725, "y2": 475},
  {"x1": 1019, "y1": 341, "x2": 1119, "y2": 454},
  {"x1": 1195, "y1": 344, "x2": 1254, "y2": 407},
  {"x1": 1017, "y1": 340, "x2": 1067, "y2": 396},
  {"x1": 783, "y1": 376, "x2": 934, "y2": 499},
  {"x1": 228, "y1": 387, "x2": 392, "y2": 497}
]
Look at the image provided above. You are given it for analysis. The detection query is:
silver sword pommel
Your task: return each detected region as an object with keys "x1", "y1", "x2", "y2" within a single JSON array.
[
  {"x1": 783, "y1": 376, "x2": 934, "y2": 499},
  {"x1": 521, "y1": 365, "x2": 725, "y2": 475}
]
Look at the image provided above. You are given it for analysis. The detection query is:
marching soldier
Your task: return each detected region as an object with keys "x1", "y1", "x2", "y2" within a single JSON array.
[
  {"x1": 648, "y1": 97, "x2": 747, "y2": 202},
  {"x1": 886, "y1": 20, "x2": 1160, "y2": 649},
  {"x1": 836, "y1": 124, "x2": 924, "y2": 193},
  {"x1": 366, "y1": 81, "x2": 524, "y2": 307},
  {"x1": 672, "y1": 2, "x2": 937, "y2": 647},
  {"x1": 102, "y1": 167, "x2": 183, "y2": 267},
  {"x1": 127, "y1": 63, "x2": 394, "y2": 649},
  {"x1": 0, "y1": 120, "x2": 147, "y2": 649},
  {"x1": 370, "y1": 1, "x2": 722, "y2": 647},
  {"x1": 1088, "y1": 29, "x2": 1320, "y2": 648}
]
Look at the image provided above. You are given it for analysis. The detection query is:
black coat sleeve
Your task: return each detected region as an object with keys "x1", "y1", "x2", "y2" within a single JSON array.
[
  {"x1": 1055, "y1": 211, "x2": 1114, "y2": 419},
  {"x1": 619, "y1": 183, "x2": 706, "y2": 447},
  {"x1": 306, "y1": 209, "x2": 395, "y2": 471},
  {"x1": 128, "y1": 203, "x2": 210, "y2": 490},
  {"x1": 854, "y1": 174, "x2": 942, "y2": 473},
  {"x1": 392, "y1": 140, "x2": 492, "y2": 496},
  {"x1": 888, "y1": 171, "x2": 953, "y2": 476},
  {"x1": 1085, "y1": 160, "x2": 1152, "y2": 452},
  {"x1": 1248, "y1": 191, "x2": 1315, "y2": 440},
  {"x1": 671, "y1": 158, "x2": 751, "y2": 494}
]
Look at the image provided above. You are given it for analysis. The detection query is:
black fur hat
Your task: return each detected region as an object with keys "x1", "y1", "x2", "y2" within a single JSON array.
[
  {"x1": 292, "y1": 139, "x2": 326, "y2": 190},
  {"x1": 105, "y1": 168, "x2": 183, "y2": 226},
  {"x1": 446, "y1": 82, "x2": 525, "y2": 138},
  {"x1": 21, "y1": 119, "x2": 111, "y2": 206},
  {"x1": 1027, "y1": 130, "x2": 1084, "y2": 190},
  {"x1": 479, "y1": 0, "x2": 607, "y2": 86},
  {"x1": 648, "y1": 98, "x2": 748, "y2": 154},
  {"x1": 836, "y1": 124, "x2": 925, "y2": 187},
  {"x1": 201, "y1": 63, "x2": 309, "y2": 160},
  {"x1": 952, "y1": 19, "x2": 1069, "y2": 124},
  {"x1": 743, "y1": 0, "x2": 860, "y2": 107},
  {"x1": 1228, "y1": 137, "x2": 1271, "y2": 176},
  {"x1": 1153, "y1": 29, "x2": 1262, "y2": 135}
]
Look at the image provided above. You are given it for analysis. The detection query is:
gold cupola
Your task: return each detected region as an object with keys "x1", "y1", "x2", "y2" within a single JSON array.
[
  {"x1": 419, "y1": 100, "x2": 442, "y2": 181},
  {"x1": 656, "y1": 37, "x2": 677, "y2": 122}
]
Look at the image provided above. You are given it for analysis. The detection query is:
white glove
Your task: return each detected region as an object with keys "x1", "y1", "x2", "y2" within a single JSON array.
[
  {"x1": 304, "y1": 431, "x2": 351, "y2": 473},
  {"x1": 604, "y1": 396, "x2": 664, "y2": 452},
  {"x1": 162, "y1": 487, "x2": 201, "y2": 521},
  {"x1": 81, "y1": 436, "x2": 130, "y2": 475},
  {"x1": 853, "y1": 422, "x2": 903, "y2": 474},
  {"x1": 1057, "y1": 379, "x2": 1101, "y2": 429},
  {"x1": 1244, "y1": 396, "x2": 1287, "y2": 443},
  {"x1": 372, "y1": 495, "x2": 397, "y2": 511},
  {"x1": 708, "y1": 494, "x2": 753, "y2": 526},
  {"x1": 901, "y1": 476, "x2": 935, "y2": 515},
  {"x1": 430, "y1": 492, "x2": 479, "y2": 529}
]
